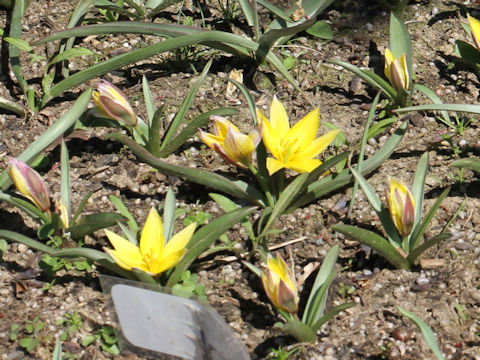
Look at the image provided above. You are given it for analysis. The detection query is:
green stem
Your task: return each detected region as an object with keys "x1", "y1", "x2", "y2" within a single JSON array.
[
  {"x1": 402, "y1": 235, "x2": 409, "y2": 253},
  {"x1": 249, "y1": 164, "x2": 275, "y2": 207}
]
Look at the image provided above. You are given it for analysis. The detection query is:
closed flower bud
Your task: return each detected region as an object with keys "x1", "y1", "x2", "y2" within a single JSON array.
[
  {"x1": 387, "y1": 178, "x2": 415, "y2": 237},
  {"x1": 261, "y1": 253, "x2": 299, "y2": 314},
  {"x1": 8, "y1": 158, "x2": 51, "y2": 213},
  {"x1": 384, "y1": 49, "x2": 409, "y2": 92},
  {"x1": 92, "y1": 80, "x2": 137, "y2": 127}
]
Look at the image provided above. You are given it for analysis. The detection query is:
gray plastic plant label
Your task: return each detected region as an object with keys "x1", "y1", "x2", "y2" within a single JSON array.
[{"x1": 111, "y1": 284, "x2": 250, "y2": 360}]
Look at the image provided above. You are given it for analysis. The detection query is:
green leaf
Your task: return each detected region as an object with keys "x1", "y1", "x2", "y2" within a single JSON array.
[
  {"x1": 409, "y1": 188, "x2": 450, "y2": 253},
  {"x1": 0, "y1": 96, "x2": 24, "y2": 116},
  {"x1": 158, "y1": 107, "x2": 238, "y2": 157},
  {"x1": 0, "y1": 230, "x2": 55, "y2": 254},
  {"x1": 395, "y1": 103, "x2": 480, "y2": 115},
  {"x1": 414, "y1": 84, "x2": 451, "y2": 126},
  {"x1": 411, "y1": 152, "x2": 428, "y2": 231},
  {"x1": 306, "y1": 21, "x2": 333, "y2": 40},
  {"x1": 455, "y1": 40, "x2": 480, "y2": 68},
  {"x1": 280, "y1": 320, "x2": 316, "y2": 343},
  {"x1": 146, "y1": 106, "x2": 164, "y2": 156},
  {"x1": 142, "y1": 75, "x2": 155, "y2": 123},
  {"x1": 52, "y1": 337, "x2": 63, "y2": 360},
  {"x1": 310, "y1": 302, "x2": 356, "y2": 333},
  {"x1": 283, "y1": 56, "x2": 296, "y2": 70},
  {"x1": 108, "y1": 195, "x2": 139, "y2": 236},
  {"x1": 451, "y1": 158, "x2": 480, "y2": 172},
  {"x1": 349, "y1": 167, "x2": 381, "y2": 212},
  {"x1": 238, "y1": 0, "x2": 254, "y2": 26},
  {"x1": 259, "y1": 173, "x2": 309, "y2": 237},
  {"x1": 407, "y1": 233, "x2": 451, "y2": 265},
  {"x1": 0, "y1": 89, "x2": 92, "y2": 190},
  {"x1": 48, "y1": 47, "x2": 94, "y2": 66},
  {"x1": 389, "y1": 12, "x2": 412, "y2": 82},
  {"x1": 160, "y1": 59, "x2": 212, "y2": 151},
  {"x1": 289, "y1": 121, "x2": 407, "y2": 210},
  {"x1": 4, "y1": 36, "x2": 33, "y2": 52},
  {"x1": 303, "y1": 245, "x2": 339, "y2": 325},
  {"x1": 66, "y1": 213, "x2": 126, "y2": 239},
  {"x1": 166, "y1": 206, "x2": 256, "y2": 287},
  {"x1": 162, "y1": 187, "x2": 176, "y2": 243},
  {"x1": 332, "y1": 224, "x2": 410, "y2": 269},
  {"x1": 71, "y1": 190, "x2": 96, "y2": 226},
  {"x1": 397, "y1": 307, "x2": 445, "y2": 360},
  {"x1": 106, "y1": 133, "x2": 266, "y2": 205},
  {"x1": 328, "y1": 59, "x2": 396, "y2": 100}
]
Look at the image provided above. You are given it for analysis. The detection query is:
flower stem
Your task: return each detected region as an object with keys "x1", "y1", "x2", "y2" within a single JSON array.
[{"x1": 249, "y1": 164, "x2": 275, "y2": 207}]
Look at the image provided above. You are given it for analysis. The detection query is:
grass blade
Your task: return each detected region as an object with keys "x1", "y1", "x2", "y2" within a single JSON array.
[
  {"x1": 162, "y1": 187, "x2": 176, "y2": 243},
  {"x1": 60, "y1": 140, "x2": 71, "y2": 221},
  {"x1": 411, "y1": 152, "x2": 428, "y2": 231},
  {"x1": 142, "y1": 74, "x2": 155, "y2": 123}
]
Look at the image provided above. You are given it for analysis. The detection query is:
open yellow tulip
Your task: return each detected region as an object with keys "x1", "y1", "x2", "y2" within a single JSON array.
[
  {"x1": 257, "y1": 96, "x2": 338, "y2": 175},
  {"x1": 104, "y1": 208, "x2": 196, "y2": 276}
]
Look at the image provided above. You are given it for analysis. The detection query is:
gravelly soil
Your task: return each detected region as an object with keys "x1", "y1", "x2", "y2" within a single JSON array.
[{"x1": 1, "y1": 0, "x2": 480, "y2": 359}]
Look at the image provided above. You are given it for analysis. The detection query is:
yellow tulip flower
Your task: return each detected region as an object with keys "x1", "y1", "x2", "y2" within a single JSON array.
[
  {"x1": 8, "y1": 158, "x2": 51, "y2": 213},
  {"x1": 92, "y1": 80, "x2": 137, "y2": 127},
  {"x1": 104, "y1": 208, "x2": 196, "y2": 276},
  {"x1": 198, "y1": 115, "x2": 261, "y2": 168},
  {"x1": 387, "y1": 178, "x2": 415, "y2": 237},
  {"x1": 468, "y1": 14, "x2": 480, "y2": 51},
  {"x1": 261, "y1": 253, "x2": 299, "y2": 314},
  {"x1": 257, "y1": 96, "x2": 338, "y2": 175},
  {"x1": 384, "y1": 48, "x2": 409, "y2": 92}
]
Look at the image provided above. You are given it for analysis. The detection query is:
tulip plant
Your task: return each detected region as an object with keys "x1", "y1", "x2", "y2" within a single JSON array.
[
  {"x1": 330, "y1": 12, "x2": 414, "y2": 108},
  {"x1": 1, "y1": 142, "x2": 124, "y2": 244},
  {"x1": 108, "y1": 88, "x2": 407, "y2": 253},
  {"x1": 87, "y1": 61, "x2": 238, "y2": 158},
  {"x1": 333, "y1": 152, "x2": 451, "y2": 269},
  {"x1": 245, "y1": 246, "x2": 355, "y2": 342}
]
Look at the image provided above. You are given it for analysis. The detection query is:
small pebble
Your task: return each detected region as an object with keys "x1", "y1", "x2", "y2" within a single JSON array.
[{"x1": 392, "y1": 326, "x2": 410, "y2": 341}]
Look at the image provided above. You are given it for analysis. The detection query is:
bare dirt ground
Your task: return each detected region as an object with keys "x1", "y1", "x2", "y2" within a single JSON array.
[{"x1": 1, "y1": 0, "x2": 480, "y2": 359}]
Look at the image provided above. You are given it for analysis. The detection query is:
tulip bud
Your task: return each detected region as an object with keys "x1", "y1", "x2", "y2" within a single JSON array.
[
  {"x1": 387, "y1": 178, "x2": 415, "y2": 237},
  {"x1": 92, "y1": 80, "x2": 137, "y2": 127},
  {"x1": 384, "y1": 49, "x2": 409, "y2": 92},
  {"x1": 8, "y1": 158, "x2": 51, "y2": 212},
  {"x1": 261, "y1": 253, "x2": 299, "y2": 314}
]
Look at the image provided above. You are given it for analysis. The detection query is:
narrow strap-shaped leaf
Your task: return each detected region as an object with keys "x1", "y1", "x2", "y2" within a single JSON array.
[
  {"x1": 228, "y1": 78, "x2": 257, "y2": 125},
  {"x1": 409, "y1": 188, "x2": 450, "y2": 251},
  {"x1": 395, "y1": 103, "x2": 480, "y2": 114},
  {"x1": 349, "y1": 91, "x2": 381, "y2": 216},
  {"x1": 0, "y1": 96, "x2": 24, "y2": 116},
  {"x1": 162, "y1": 187, "x2": 176, "y2": 243},
  {"x1": 288, "y1": 121, "x2": 407, "y2": 210},
  {"x1": 450, "y1": 158, "x2": 480, "y2": 172},
  {"x1": 414, "y1": 84, "x2": 451, "y2": 126},
  {"x1": 238, "y1": 0, "x2": 254, "y2": 26},
  {"x1": 303, "y1": 267, "x2": 336, "y2": 326},
  {"x1": 259, "y1": 173, "x2": 309, "y2": 238},
  {"x1": 411, "y1": 152, "x2": 428, "y2": 231},
  {"x1": 398, "y1": 307, "x2": 446, "y2": 360},
  {"x1": 72, "y1": 190, "x2": 95, "y2": 226},
  {"x1": 332, "y1": 224, "x2": 410, "y2": 269},
  {"x1": 389, "y1": 12, "x2": 412, "y2": 81},
  {"x1": 310, "y1": 302, "x2": 356, "y2": 333},
  {"x1": 0, "y1": 89, "x2": 92, "y2": 190},
  {"x1": 67, "y1": 213, "x2": 126, "y2": 239},
  {"x1": 281, "y1": 319, "x2": 316, "y2": 343},
  {"x1": 166, "y1": 206, "x2": 256, "y2": 287},
  {"x1": 142, "y1": 75, "x2": 155, "y2": 123},
  {"x1": 350, "y1": 167, "x2": 381, "y2": 212},
  {"x1": 0, "y1": 191, "x2": 49, "y2": 223},
  {"x1": 8, "y1": 0, "x2": 29, "y2": 95},
  {"x1": 328, "y1": 59, "x2": 396, "y2": 100},
  {"x1": 146, "y1": 106, "x2": 164, "y2": 157},
  {"x1": 257, "y1": 0, "x2": 291, "y2": 22},
  {"x1": 303, "y1": 245, "x2": 338, "y2": 324},
  {"x1": 407, "y1": 233, "x2": 451, "y2": 265},
  {"x1": 241, "y1": 260, "x2": 262, "y2": 277},
  {"x1": 160, "y1": 59, "x2": 212, "y2": 150},
  {"x1": 60, "y1": 140, "x2": 71, "y2": 222},
  {"x1": 158, "y1": 107, "x2": 238, "y2": 157},
  {"x1": 0, "y1": 230, "x2": 54, "y2": 254},
  {"x1": 107, "y1": 133, "x2": 265, "y2": 205}
]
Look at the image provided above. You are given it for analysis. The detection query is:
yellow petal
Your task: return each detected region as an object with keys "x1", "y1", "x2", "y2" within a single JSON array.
[
  {"x1": 285, "y1": 158, "x2": 322, "y2": 173},
  {"x1": 400, "y1": 53, "x2": 409, "y2": 89},
  {"x1": 198, "y1": 129, "x2": 222, "y2": 149},
  {"x1": 296, "y1": 129, "x2": 339, "y2": 160},
  {"x1": 104, "y1": 247, "x2": 148, "y2": 272},
  {"x1": 286, "y1": 108, "x2": 320, "y2": 150},
  {"x1": 468, "y1": 14, "x2": 480, "y2": 50},
  {"x1": 384, "y1": 48, "x2": 395, "y2": 79},
  {"x1": 213, "y1": 116, "x2": 239, "y2": 139},
  {"x1": 269, "y1": 96, "x2": 290, "y2": 138},
  {"x1": 162, "y1": 222, "x2": 196, "y2": 261},
  {"x1": 139, "y1": 208, "x2": 164, "y2": 259},
  {"x1": 9, "y1": 163, "x2": 30, "y2": 198},
  {"x1": 223, "y1": 126, "x2": 255, "y2": 165},
  {"x1": 150, "y1": 248, "x2": 186, "y2": 274},
  {"x1": 261, "y1": 115, "x2": 283, "y2": 160},
  {"x1": 266, "y1": 157, "x2": 286, "y2": 175}
]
